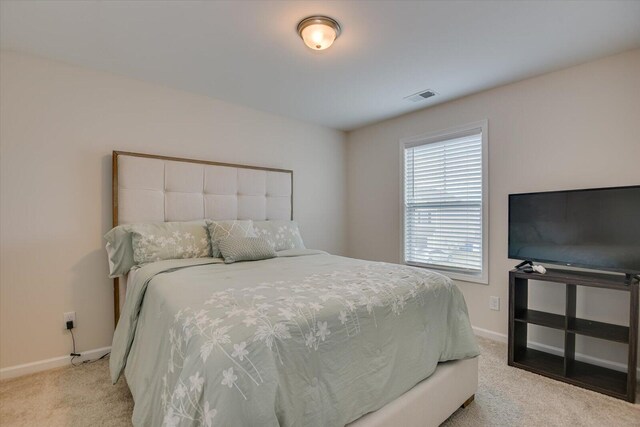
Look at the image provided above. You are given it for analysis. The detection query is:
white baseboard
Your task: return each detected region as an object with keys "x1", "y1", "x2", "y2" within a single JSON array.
[
  {"x1": 0, "y1": 346, "x2": 111, "y2": 381},
  {"x1": 473, "y1": 326, "x2": 508, "y2": 343},
  {"x1": 472, "y1": 326, "x2": 640, "y2": 377}
]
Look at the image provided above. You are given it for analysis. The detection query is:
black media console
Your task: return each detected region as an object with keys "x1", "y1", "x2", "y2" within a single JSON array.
[{"x1": 508, "y1": 268, "x2": 638, "y2": 402}]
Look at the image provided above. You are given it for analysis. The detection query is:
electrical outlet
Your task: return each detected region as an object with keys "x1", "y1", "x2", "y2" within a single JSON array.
[
  {"x1": 489, "y1": 296, "x2": 500, "y2": 311},
  {"x1": 64, "y1": 311, "x2": 76, "y2": 328}
]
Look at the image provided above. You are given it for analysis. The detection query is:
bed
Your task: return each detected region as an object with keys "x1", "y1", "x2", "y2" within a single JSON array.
[{"x1": 109, "y1": 151, "x2": 479, "y2": 427}]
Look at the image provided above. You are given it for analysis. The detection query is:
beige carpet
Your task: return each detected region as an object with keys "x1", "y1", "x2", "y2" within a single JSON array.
[
  {"x1": 442, "y1": 338, "x2": 639, "y2": 426},
  {"x1": 1, "y1": 337, "x2": 638, "y2": 426}
]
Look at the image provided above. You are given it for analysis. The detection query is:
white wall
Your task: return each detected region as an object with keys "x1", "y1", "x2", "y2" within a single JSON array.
[
  {"x1": 2, "y1": 47, "x2": 638, "y2": 376},
  {"x1": 0, "y1": 51, "x2": 347, "y2": 370},
  {"x1": 346, "y1": 49, "x2": 640, "y2": 367}
]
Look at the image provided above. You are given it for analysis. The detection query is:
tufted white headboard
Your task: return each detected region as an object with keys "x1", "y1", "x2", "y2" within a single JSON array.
[
  {"x1": 111, "y1": 151, "x2": 293, "y2": 324},
  {"x1": 113, "y1": 151, "x2": 293, "y2": 225}
]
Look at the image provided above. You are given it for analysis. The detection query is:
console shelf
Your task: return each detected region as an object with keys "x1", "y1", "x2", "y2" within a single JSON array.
[
  {"x1": 508, "y1": 268, "x2": 638, "y2": 402},
  {"x1": 514, "y1": 309, "x2": 630, "y2": 343},
  {"x1": 514, "y1": 309, "x2": 565, "y2": 329},
  {"x1": 567, "y1": 318, "x2": 629, "y2": 344}
]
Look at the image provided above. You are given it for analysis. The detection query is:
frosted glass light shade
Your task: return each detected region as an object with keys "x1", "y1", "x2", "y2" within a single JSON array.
[
  {"x1": 301, "y1": 23, "x2": 337, "y2": 50},
  {"x1": 297, "y1": 16, "x2": 341, "y2": 51}
]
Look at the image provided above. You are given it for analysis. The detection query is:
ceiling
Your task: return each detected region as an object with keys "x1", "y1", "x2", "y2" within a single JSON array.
[{"x1": 2, "y1": 1, "x2": 639, "y2": 131}]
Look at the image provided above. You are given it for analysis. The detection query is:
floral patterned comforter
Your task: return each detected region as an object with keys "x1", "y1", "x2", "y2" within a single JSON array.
[{"x1": 110, "y1": 250, "x2": 479, "y2": 427}]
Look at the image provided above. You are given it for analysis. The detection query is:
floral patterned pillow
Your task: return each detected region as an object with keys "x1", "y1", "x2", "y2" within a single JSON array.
[
  {"x1": 253, "y1": 220, "x2": 305, "y2": 251},
  {"x1": 207, "y1": 220, "x2": 257, "y2": 258},
  {"x1": 131, "y1": 221, "x2": 211, "y2": 265}
]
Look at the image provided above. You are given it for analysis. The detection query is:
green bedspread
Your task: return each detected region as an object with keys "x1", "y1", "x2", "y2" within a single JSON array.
[{"x1": 110, "y1": 251, "x2": 479, "y2": 427}]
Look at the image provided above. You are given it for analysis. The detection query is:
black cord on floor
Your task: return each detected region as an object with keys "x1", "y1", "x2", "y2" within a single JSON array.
[
  {"x1": 68, "y1": 328, "x2": 110, "y2": 367},
  {"x1": 79, "y1": 351, "x2": 111, "y2": 366}
]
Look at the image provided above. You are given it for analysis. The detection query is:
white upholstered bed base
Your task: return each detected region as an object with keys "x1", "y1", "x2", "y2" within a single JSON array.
[
  {"x1": 350, "y1": 357, "x2": 478, "y2": 427},
  {"x1": 113, "y1": 151, "x2": 476, "y2": 426}
]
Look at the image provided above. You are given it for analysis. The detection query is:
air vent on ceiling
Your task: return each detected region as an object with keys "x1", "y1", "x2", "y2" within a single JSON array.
[{"x1": 404, "y1": 89, "x2": 437, "y2": 103}]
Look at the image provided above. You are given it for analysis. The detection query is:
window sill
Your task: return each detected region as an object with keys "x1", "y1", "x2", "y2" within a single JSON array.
[{"x1": 405, "y1": 262, "x2": 488, "y2": 285}]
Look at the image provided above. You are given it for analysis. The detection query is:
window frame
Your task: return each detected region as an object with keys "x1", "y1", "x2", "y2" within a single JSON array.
[{"x1": 399, "y1": 120, "x2": 489, "y2": 285}]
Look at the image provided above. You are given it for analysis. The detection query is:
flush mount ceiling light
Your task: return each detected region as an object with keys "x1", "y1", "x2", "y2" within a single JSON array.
[{"x1": 297, "y1": 16, "x2": 341, "y2": 51}]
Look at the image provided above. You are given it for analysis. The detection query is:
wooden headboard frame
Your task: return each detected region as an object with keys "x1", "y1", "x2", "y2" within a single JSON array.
[{"x1": 112, "y1": 150, "x2": 293, "y2": 326}]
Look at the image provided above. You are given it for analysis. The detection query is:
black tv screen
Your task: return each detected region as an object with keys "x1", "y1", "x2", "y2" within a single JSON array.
[{"x1": 508, "y1": 185, "x2": 640, "y2": 275}]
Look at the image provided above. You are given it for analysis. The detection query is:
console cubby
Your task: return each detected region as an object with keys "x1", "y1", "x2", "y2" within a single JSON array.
[{"x1": 508, "y1": 268, "x2": 638, "y2": 402}]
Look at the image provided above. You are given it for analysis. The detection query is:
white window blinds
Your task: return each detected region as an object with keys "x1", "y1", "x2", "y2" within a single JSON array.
[{"x1": 403, "y1": 129, "x2": 484, "y2": 277}]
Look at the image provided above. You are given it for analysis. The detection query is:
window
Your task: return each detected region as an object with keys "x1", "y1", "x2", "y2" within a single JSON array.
[{"x1": 401, "y1": 121, "x2": 488, "y2": 284}]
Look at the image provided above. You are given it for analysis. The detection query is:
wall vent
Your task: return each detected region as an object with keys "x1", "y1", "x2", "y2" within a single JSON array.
[{"x1": 404, "y1": 89, "x2": 437, "y2": 103}]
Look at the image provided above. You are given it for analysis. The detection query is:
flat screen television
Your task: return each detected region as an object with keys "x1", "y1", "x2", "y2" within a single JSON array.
[{"x1": 508, "y1": 185, "x2": 640, "y2": 276}]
